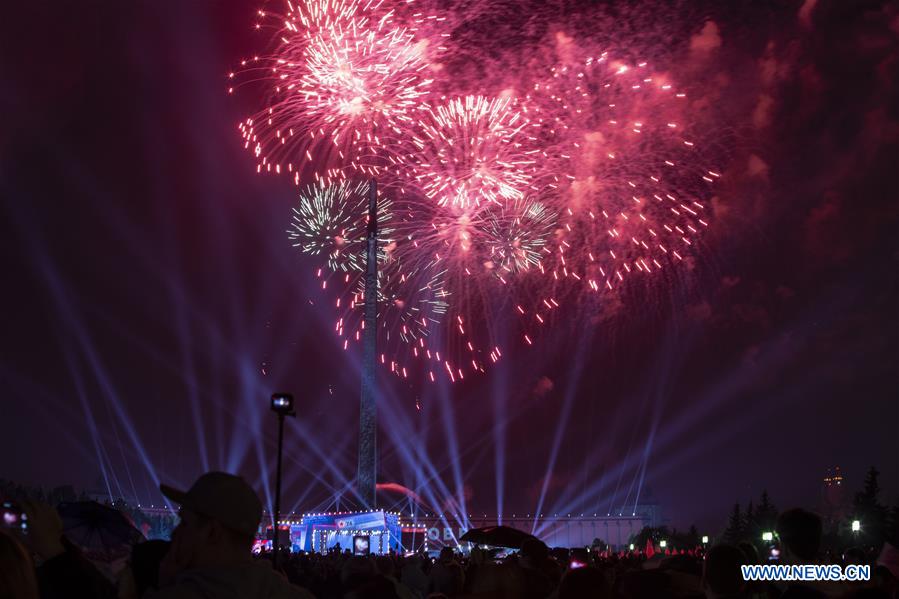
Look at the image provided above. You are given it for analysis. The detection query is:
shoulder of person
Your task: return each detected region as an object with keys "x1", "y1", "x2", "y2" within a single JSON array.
[
  {"x1": 142, "y1": 586, "x2": 199, "y2": 599},
  {"x1": 284, "y1": 585, "x2": 316, "y2": 599}
]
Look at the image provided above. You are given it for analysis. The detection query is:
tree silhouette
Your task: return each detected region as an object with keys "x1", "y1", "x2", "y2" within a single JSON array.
[
  {"x1": 724, "y1": 503, "x2": 744, "y2": 543},
  {"x1": 686, "y1": 524, "x2": 700, "y2": 548},
  {"x1": 887, "y1": 504, "x2": 899, "y2": 546},
  {"x1": 744, "y1": 500, "x2": 756, "y2": 541},
  {"x1": 853, "y1": 466, "x2": 888, "y2": 546},
  {"x1": 631, "y1": 526, "x2": 671, "y2": 548},
  {"x1": 591, "y1": 537, "x2": 608, "y2": 551},
  {"x1": 756, "y1": 490, "x2": 778, "y2": 531}
]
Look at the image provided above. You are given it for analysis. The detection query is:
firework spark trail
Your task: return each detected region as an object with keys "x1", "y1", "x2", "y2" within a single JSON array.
[
  {"x1": 232, "y1": 0, "x2": 435, "y2": 182},
  {"x1": 482, "y1": 198, "x2": 556, "y2": 275},
  {"x1": 520, "y1": 51, "x2": 719, "y2": 314},
  {"x1": 288, "y1": 178, "x2": 393, "y2": 272},
  {"x1": 314, "y1": 251, "x2": 452, "y2": 381},
  {"x1": 407, "y1": 95, "x2": 539, "y2": 211}
]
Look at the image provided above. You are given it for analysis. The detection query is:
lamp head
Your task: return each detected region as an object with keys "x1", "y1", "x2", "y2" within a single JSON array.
[{"x1": 271, "y1": 393, "x2": 295, "y2": 416}]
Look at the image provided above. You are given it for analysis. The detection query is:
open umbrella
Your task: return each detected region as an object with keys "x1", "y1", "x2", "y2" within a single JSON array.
[
  {"x1": 459, "y1": 525, "x2": 537, "y2": 549},
  {"x1": 58, "y1": 501, "x2": 145, "y2": 563}
]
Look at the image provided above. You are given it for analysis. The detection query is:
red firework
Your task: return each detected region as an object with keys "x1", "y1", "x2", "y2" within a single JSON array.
[
  {"x1": 523, "y1": 51, "x2": 720, "y2": 300},
  {"x1": 406, "y1": 95, "x2": 539, "y2": 211},
  {"x1": 232, "y1": 0, "x2": 435, "y2": 182}
]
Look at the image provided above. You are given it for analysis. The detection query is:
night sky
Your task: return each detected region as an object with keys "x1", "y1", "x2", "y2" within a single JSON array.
[{"x1": 1, "y1": 0, "x2": 897, "y2": 534}]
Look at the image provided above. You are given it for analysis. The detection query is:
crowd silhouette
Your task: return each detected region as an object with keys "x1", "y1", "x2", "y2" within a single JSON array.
[{"x1": 1, "y1": 471, "x2": 898, "y2": 599}]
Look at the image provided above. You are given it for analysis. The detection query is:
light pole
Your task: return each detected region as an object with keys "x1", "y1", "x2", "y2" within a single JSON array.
[{"x1": 270, "y1": 392, "x2": 295, "y2": 568}]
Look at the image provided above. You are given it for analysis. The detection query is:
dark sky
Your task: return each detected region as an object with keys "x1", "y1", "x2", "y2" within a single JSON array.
[{"x1": 1, "y1": 0, "x2": 897, "y2": 533}]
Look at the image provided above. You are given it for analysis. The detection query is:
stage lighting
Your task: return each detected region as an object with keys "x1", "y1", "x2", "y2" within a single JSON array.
[
  {"x1": 851, "y1": 520, "x2": 860, "y2": 532},
  {"x1": 762, "y1": 531, "x2": 774, "y2": 541},
  {"x1": 271, "y1": 393, "x2": 295, "y2": 416}
]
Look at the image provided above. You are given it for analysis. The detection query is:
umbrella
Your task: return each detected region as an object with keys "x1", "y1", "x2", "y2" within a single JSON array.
[
  {"x1": 58, "y1": 501, "x2": 145, "y2": 563},
  {"x1": 459, "y1": 525, "x2": 537, "y2": 549}
]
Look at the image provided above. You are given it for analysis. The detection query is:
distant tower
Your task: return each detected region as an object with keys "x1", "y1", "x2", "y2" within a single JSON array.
[
  {"x1": 820, "y1": 466, "x2": 846, "y2": 524},
  {"x1": 356, "y1": 178, "x2": 378, "y2": 508}
]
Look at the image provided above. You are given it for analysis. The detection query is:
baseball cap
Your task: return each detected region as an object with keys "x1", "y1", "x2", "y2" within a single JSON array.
[{"x1": 160, "y1": 472, "x2": 262, "y2": 538}]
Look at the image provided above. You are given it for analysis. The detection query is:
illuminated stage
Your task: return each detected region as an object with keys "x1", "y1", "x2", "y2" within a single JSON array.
[{"x1": 273, "y1": 510, "x2": 404, "y2": 555}]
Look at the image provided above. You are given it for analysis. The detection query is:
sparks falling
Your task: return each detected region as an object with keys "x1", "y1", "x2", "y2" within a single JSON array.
[
  {"x1": 408, "y1": 95, "x2": 538, "y2": 211},
  {"x1": 234, "y1": 0, "x2": 434, "y2": 181},
  {"x1": 288, "y1": 178, "x2": 393, "y2": 273},
  {"x1": 234, "y1": 1, "x2": 725, "y2": 382}
]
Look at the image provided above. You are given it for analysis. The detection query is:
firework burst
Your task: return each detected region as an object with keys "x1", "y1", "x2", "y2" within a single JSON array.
[
  {"x1": 407, "y1": 95, "x2": 539, "y2": 211},
  {"x1": 482, "y1": 198, "x2": 556, "y2": 275},
  {"x1": 315, "y1": 247, "x2": 452, "y2": 381},
  {"x1": 523, "y1": 51, "x2": 719, "y2": 298},
  {"x1": 233, "y1": 0, "x2": 434, "y2": 181},
  {"x1": 288, "y1": 178, "x2": 393, "y2": 272}
]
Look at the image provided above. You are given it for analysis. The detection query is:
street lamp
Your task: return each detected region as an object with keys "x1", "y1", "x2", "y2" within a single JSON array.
[
  {"x1": 270, "y1": 393, "x2": 295, "y2": 568},
  {"x1": 851, "y1": 520, "x2": 860, "y2": 532},
  {"x1": 701, "y1": 535, "x2": 709, "y2": 545},
  {"x1": 762, "y1": 531, "x2": 774, "y2": 542},
  {"x1": 659, "y1": 540, "x2": 667, "y2": 548}
]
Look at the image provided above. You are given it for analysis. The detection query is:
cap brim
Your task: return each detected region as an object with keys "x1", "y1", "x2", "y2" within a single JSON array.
[{"x1": 160, "y1": 484, "x2": 189, "y2": 507}]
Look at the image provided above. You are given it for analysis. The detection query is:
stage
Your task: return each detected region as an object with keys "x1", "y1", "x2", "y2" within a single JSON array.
[{"x1": 263, "y1": 510, "x2": 403, "y2": 555}]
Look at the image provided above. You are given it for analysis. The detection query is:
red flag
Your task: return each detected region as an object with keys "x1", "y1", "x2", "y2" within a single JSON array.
[{"x1": 645, "y1": 539, "x2": 655, "y2": 558}]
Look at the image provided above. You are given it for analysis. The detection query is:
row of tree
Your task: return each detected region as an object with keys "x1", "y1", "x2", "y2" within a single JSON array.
[
  {"x1": 627, "y1": 467, "x2": 898, "y2": 553},
  {"x1": 626, "y1": 489, "x2": 778, "y2": 552},
  {"x1": 722, "y1": 489, "x2": 778, "y2": 545},
  {"x1": 630, "y1": 524, "x2": 701, "y2": 551},
  {"x1": 723, "y1": 467, "x2": 899, "y2": 550}
]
